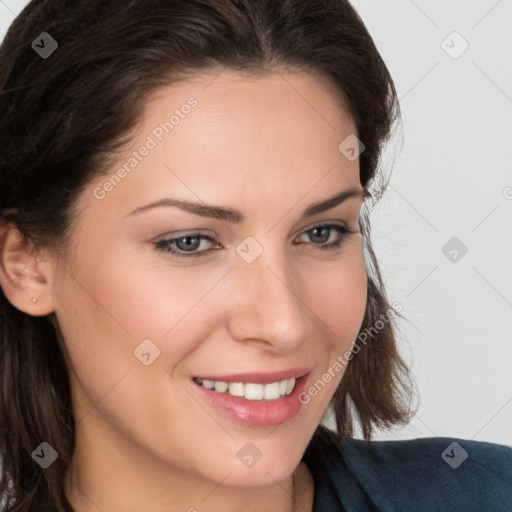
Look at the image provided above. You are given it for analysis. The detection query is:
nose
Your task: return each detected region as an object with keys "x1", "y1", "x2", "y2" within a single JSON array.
[{"x1": 225, "y1": 247, "x2": 314, "y2": 352}]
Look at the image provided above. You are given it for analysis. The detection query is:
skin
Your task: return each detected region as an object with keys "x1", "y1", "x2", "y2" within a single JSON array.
[{"x1": 0, "y1": 69, "x2": 368, "y2": 511}]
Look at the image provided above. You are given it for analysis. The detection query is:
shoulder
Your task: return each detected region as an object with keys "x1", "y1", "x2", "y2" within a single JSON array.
[{"x1": 303, "y1": 425, "x2": 512, "y2": 512}]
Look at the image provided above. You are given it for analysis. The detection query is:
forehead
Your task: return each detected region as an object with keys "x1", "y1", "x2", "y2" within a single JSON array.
[
  {"x1": 79, "y1": 69, "x2": 361, "y2": 223},
  {"x1": 142, "y1": 68, "x2": 355, "y2": 141}
]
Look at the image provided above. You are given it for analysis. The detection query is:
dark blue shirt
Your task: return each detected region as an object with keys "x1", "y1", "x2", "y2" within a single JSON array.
[{"x1": 301, "y1": 425, "x2": 512, "y2": 511}]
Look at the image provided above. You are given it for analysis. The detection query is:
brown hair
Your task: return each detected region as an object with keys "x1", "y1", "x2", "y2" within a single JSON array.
[{"x1": 0, "y1": 0, "x2": 415, "y2": 510}]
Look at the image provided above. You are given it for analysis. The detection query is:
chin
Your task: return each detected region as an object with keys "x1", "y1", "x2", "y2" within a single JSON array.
[{"x1": 224, "y1": 460, "x2": 298, "y2": 488}]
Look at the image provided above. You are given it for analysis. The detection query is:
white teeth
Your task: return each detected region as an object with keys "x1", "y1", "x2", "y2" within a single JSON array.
[
  {"x1": 214, "y1": 381, "x2": 228, "y2": 393},
  {"x1": 196, "y1": 377, "x2": 296, "y2": 400},
  {"x1": 202, "y1": 379, "x2": 214, "y2": 389},
  {"x1": 228, "y1": 382, "x2": 244, "y2": 397},
  {"x1": 263, "y1": 382, "x2": 281, "y2": 400},
  {"x1": 245, "y1": 383, "x2": 264, "y2": 400}
]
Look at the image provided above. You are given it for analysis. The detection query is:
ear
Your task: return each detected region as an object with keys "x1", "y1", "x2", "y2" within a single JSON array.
[{"x1": 0, "y1": 221, "x2": 56, "y2": 317}]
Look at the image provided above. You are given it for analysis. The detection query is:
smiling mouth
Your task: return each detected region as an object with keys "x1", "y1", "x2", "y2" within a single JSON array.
[{"x1": 193, "y1": 377, "x2": 296, "y2": 401}]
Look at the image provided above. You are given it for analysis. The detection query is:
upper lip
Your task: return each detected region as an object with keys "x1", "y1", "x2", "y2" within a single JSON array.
[{"x1": 194, "y1": 367, "x2": 311, "y2": 384}]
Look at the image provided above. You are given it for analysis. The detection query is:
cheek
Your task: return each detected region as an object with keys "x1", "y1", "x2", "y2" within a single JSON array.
[
  {"x1": 287, "y1": 246, "x2": 367, "y2": 430},
  {"x1": 309, "y1": 242, "x2": 368, "y2": 346},
  {"x1": 51, "y1": 243, "x2": 227, "y2": 463},
  {"x1": 56, "y1": 236, "x2": 225, "y2": 340},
  {"x1": 52, "y1": 237, "x2": 233, "y2": 395},
  {"x1": 310, "y1": 242, "x2": 368, "y2": 393}
]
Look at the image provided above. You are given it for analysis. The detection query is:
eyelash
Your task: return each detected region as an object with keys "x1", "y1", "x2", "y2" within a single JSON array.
[{"x1": 153, "y1": 224, "x2": 359, "y2": 260}]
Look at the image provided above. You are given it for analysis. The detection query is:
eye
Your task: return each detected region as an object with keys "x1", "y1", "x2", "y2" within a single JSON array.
[
  {"x1": 295, "y1": 224, "x2": 359, "y2": 250},
  {"x1": 154, "y1": 233, "x2": 218, "y2": 259},
  {"x1": 153, "y1": 223, "x2": 359, "y2": 259}
]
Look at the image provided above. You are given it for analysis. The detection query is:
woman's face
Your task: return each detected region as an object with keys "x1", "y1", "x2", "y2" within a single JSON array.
[{"x1": 49, "y1": 70, "x2": 367, "y2": 494}]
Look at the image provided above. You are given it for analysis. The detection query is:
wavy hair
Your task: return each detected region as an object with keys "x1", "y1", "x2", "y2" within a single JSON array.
[{"x1": 0, "y1": 1, "x2": 415, "y2": 510}]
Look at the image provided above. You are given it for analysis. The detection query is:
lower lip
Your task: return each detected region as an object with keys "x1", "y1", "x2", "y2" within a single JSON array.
[{"x1": 192, "y1": 375, "x2": 309, "y2": 427}]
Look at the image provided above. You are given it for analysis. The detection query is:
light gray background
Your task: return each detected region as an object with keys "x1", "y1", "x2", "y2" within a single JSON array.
[{"x1": 1, "y1": 0, "x2": 511, "y2": 446}]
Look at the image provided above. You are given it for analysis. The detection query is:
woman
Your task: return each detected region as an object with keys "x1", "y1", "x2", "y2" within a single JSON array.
[{"x1": 0, "y1": 1, "x2": 510, "y2": 511}]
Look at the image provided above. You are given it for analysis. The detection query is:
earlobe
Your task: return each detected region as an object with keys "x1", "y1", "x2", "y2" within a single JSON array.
[{"x1": 0, "y1": 223, "x2": 56, "y2": 317}]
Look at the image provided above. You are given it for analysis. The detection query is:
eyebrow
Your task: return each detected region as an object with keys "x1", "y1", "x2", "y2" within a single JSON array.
[{"x1": 127, "y1": 187, "x2": 368, "y2": 223}]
